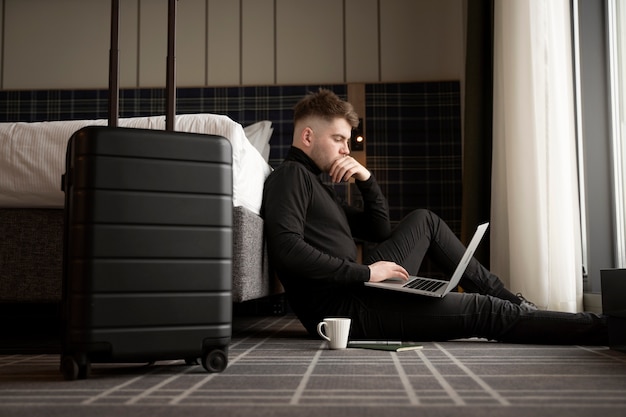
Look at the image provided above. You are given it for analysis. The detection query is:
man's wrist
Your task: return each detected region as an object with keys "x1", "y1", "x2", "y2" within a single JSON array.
[{"x1": 355, "y1": 171, "x2": 371, "y2": 182}]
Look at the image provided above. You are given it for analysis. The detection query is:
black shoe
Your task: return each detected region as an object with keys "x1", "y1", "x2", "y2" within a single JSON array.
[{"x1": 516, "y1": 293, "x2": 538, "y2": 311}]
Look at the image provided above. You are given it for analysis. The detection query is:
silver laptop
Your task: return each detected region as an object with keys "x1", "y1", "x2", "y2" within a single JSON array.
[{"x1": 365, "y1": 222, "x2": 489, "y2": 297}]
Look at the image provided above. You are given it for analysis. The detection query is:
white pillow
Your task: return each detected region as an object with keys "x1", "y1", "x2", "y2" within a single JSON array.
[
  {"x1": 244, "y1": 121, "x2": 273, "y2": 162},
  {"x1": 0, "y1": 114, "x2": 272, "y2": 215}
]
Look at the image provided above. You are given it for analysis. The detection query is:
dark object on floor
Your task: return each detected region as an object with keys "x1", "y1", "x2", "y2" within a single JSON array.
[{"x1": 601, "y1": 268, "x2": 626, "y2": 352}]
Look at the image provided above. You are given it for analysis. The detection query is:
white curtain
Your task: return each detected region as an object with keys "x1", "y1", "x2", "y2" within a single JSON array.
[{"x1": 491, "y1": 0, "x2": 583, "y2": 312}]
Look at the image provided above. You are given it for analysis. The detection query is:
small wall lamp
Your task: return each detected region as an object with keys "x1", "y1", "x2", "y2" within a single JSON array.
[{"x1": 351, "y1": 118, "x2": 365, "y2": 151}]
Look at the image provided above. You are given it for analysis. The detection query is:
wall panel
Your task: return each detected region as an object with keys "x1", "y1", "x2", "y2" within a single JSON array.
[
  {"x1": 345, "y1": 0, "x2": 379, "y2": 82},
  {"x1": 0, "y1": 0, "x2": 3, "y2": 89},
  {"x1": 4, "y1": 0, "x2": 111, "y2": 89},
  {"x1": 119, "y1": 1, "x2": 140, "y2": 89},
  {"x1": 178, "y1": 0, "x2": 207, "y2": 87},
  {"x1": 242, "y1": 0, "x2": 275, "y2": 85},
  {"x1": 276, "y1": 0, "x2": 344, "y2": 84},
  {"x1": 139, "y1": 0, "x2": 168, "y2": 87},
  {"x1": 207, "y1": 0, "x2": 240, "y2": 86},
  {"x1": 380, "y1": 0, "x2": 464, "y2": 81}
]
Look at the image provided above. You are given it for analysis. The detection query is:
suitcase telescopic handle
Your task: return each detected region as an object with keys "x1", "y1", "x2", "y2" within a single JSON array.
[
  {"x1": 108, "y1": 0, "x2": 178, "y2": 130},
  {"x1": 108, "y1": 0, "x2": 119, "y2": 128},
  {"x1": 165, "y1": 0, "x2": 177, "y2": 131}
]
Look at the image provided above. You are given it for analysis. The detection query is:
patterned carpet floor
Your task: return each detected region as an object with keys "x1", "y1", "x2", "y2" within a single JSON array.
[{"x1": 1, "y1": 314, "x2": 626, "y2": 417}]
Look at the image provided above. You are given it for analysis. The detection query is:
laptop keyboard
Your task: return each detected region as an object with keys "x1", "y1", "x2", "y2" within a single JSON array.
[{"x1": 404, "y1": 278, "x2": 447, "y2": 292}]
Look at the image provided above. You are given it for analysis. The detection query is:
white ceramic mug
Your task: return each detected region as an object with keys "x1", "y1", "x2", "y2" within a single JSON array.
[{"x1": 316, "y1": 318, "x2": 351, "y2": 349}]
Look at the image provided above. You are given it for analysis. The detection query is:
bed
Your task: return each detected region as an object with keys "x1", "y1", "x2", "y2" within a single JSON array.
[
  {"x1": 0, "y1": 113, "x2": 278, "y2": 303},
  {"x1": 0, "y1": 81, "x2": 464, "y2": 309}
]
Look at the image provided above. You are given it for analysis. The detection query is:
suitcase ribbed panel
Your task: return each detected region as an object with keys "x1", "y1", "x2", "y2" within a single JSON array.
[
  {"x1": 70, "y1": 293, "x2": 231, "y2": 327},
  {"x1": 74, "y1": 157, "x2": 231, "y2": 194},
  {"x1": 70, "y1": 225, "x2": 231, "y2": 258},
  {"x1": 70, "y1": 259, "x2": 231, "y2": 292},
  {"x1": 73, "y1": 126, "x2": 232, "y2": 163},
  {"x1": 73, "y1": 191, "x2": 232, "y2": 226},
  {"x1": 70, "y1": 326, "x2": 231, "y2": 360}
]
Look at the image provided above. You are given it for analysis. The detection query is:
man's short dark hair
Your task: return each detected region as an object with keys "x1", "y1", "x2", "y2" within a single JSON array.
[{"x1": 293, "y1": 89, "x2": 359, "y2": 128}]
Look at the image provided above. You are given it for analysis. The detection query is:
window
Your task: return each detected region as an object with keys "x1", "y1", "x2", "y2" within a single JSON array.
[{"x1": 608, "y1": 0, "x2": 626, "y2": 267}]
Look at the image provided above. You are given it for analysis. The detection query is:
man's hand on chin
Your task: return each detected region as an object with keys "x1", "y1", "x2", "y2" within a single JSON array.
[{"x1": 328, "y1": 156, "x2": 371, "y2": 183}]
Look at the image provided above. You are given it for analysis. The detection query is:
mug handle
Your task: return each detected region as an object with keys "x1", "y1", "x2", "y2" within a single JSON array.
[{"x1": 317, "y1": 321, "x2": 331, "y2": 342}]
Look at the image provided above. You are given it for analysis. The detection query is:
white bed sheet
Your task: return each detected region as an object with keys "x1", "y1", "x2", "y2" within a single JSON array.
[{"x1": 0, "y1": 114, "x2": 272, "y2": 215}]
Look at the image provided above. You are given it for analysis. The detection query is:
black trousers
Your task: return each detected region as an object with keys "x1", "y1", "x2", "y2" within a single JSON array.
[{"x1": 331, "y1": 209, "x2": 608, "y2": 345}]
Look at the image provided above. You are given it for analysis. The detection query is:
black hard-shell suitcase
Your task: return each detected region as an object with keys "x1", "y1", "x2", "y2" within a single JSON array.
[
  {"x1": 60, "y1": 127, "x2": 232, "y2": 379},
  {"x1": 60, "y1": 0, "x2": 232, "y2": 380}
]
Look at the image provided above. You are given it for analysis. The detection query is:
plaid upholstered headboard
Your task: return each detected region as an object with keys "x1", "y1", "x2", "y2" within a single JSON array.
[{"x1": 0, "y1": 82, "x2": 461, "y2": 233}]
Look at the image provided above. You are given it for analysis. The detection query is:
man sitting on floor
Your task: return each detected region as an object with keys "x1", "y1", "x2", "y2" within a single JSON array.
[{"x1": 262, "y1": 88, "x2": 608, "y2": 346}]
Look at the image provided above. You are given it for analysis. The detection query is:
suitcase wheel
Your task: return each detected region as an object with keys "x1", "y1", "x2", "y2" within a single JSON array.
[
  {"x1": 61, "y1": 355, "x2": 91, "y2": 381},
  {"x1": 202, "y1": 348, "x2": 227, "y2": 373}
]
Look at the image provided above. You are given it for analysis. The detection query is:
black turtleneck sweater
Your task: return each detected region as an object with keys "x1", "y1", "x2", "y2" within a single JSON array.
[{"x1": 262, "y1": 147, "x2": 391, "y2": 324}]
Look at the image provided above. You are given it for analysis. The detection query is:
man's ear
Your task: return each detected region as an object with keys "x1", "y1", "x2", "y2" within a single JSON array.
[{"x1": 301, "y1": 127, "x2": 314, "y2": 147}]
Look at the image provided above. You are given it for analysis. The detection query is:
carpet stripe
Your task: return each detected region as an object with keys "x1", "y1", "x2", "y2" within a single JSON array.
[
  {"x1": 435, "y1": 342, "x2": 511, "y2": 406},
  {"x1": 391, "y1": 352, "x2": 420, "y2": 405},
  {"x1": 170, "y1": 316, "x2": 300, "y2": 405},
  {"x1": 125, "y1": 362, "x2": 197, "y2": 405},
  {"x1": 416, "y1": 348, "x2": 466, "y2": 405},
  {"x1": 290, "y1": 345, "x2": 324, "y2": 405},
  {"x1": 82, "y1": 371, "x2": 157, "y2": 405}
]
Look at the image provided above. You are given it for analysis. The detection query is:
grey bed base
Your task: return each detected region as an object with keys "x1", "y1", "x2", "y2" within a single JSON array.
[{"x1": 0, "y1": 206, "x2": 278, "y2": 304}]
